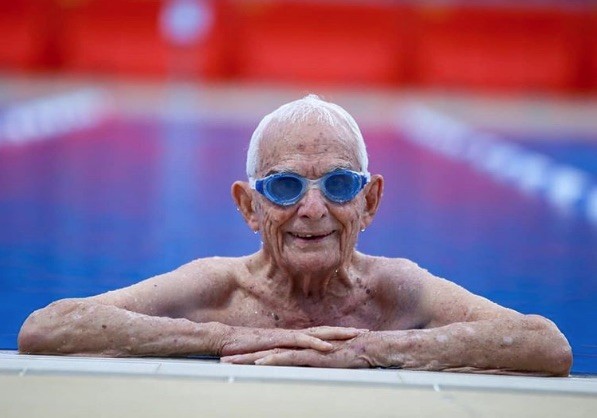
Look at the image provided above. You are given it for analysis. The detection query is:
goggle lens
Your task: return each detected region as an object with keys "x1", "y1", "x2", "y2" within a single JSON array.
[
  {"x1": 324, "y1": 172, "x2": 355, "y2": 200},
  {"x1": 268, "y1": 176, "x2": 304, "y2": 204}
]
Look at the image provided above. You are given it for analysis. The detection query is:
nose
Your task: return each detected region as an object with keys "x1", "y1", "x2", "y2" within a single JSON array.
[{"x1": 296, "y1": 188, "x2": 328, "y2": 219}]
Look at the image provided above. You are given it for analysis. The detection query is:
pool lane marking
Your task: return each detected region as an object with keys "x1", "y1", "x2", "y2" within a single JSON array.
[
  {"x1": 397, "y1": 104, "x2": 597, "y2": 226},
  {"x1": 0, "y1": 88, "x2": 111, "y2": 146}
]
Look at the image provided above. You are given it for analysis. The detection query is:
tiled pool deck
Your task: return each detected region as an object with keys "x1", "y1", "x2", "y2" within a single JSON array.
[{"x1": 1, "y1": 351, "x2": 595, "y2": 418}]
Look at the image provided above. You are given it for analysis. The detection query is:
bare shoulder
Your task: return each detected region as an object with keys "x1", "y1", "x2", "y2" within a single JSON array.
[
  {"x1": 359, "y1": 255, "x2": 428, "y2": 322},
  {"x1": 88, "y1": 255, "x2": 248, "y2": 318},
  {"x1": 357, "y1": 254, "x2": 520, "y2": 328},
  {"x1": 356, "y1": 253, "x2": 427, "y2": 291}
]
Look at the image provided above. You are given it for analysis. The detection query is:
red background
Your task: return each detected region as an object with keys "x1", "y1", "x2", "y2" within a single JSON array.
[{"x1": 0, "y1": 0, "x2": 594, "y2": 93}]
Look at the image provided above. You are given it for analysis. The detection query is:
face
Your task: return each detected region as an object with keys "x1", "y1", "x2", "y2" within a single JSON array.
[{"x1": 247, "y1": 118, "x2": 376, "y2": 275}]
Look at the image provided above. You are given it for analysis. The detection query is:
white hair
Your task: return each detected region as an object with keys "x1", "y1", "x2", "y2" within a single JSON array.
[{"x1": 246, "y1": 94, "x2": 369, "y2": 178}]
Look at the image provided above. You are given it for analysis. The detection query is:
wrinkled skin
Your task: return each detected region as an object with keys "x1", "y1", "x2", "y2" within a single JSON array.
[
  {"x1": 233, "y1": 117, "x2": 381, "y2": 298},
  {"x1": 18, "y1": 114, "x2": 572, "y2": 376}
]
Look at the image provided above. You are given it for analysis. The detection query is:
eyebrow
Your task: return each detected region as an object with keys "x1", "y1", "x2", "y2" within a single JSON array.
[
  {"x1": 263, "y1": 163, "x2": 354, "y2": 178},
  {"x1": 264, "y1": 168, "x2": 294, "y2": 177}
]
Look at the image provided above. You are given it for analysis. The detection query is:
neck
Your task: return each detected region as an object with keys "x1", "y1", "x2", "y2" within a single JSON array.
[{"x1": 255, "y1": 251, "x2": 355, "y2": 300}]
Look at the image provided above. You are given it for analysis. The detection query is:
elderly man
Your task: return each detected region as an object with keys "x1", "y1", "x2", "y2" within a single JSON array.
[{"x1": 18, "y1": 95, "x2": 571, "y2": 375}]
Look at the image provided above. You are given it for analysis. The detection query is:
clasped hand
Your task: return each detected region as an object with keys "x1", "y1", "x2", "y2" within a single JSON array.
[{"x1": 218, "y1": 325, "x2": 376, "y2": 368}]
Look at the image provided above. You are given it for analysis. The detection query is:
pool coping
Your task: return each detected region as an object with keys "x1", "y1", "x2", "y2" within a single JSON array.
[{"x1": 1, "y1": 350, "x2": 595, "y2": 395}]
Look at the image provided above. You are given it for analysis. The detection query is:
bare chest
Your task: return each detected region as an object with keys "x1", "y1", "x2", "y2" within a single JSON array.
[
  {"x1": 186, "y1": 282, "x2": 419, "y2": 331},
  {"x1": 227, "y1": 292, "x2": 379, "y2": 329}
]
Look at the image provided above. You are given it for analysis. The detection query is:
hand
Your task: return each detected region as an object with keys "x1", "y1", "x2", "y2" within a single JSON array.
[
  {"x1": 216, "y1": 325, "x2": 367, "y2": 357},
  {"x1": 220, "y1": 332, "x2": 376, "y2": 368}
]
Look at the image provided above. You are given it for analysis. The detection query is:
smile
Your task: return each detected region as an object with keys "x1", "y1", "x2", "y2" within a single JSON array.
[{"x1": 289, "y1": 231, "x2": 334, "y2": 241}]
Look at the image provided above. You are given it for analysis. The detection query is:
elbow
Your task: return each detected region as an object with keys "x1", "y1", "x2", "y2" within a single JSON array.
[
  {"x1": 555, "y1": 343, "x2": 573, "y2": 377},
  {"x1": 18, "y1": 299, "x2": 83, "y2": 354},
  {"x1": 545, "y1": 339, "x2": 573, "y2": 377},
  {"x1": 18, "y1": 313, "x2": 47, "y2": 354},
  {"x1": 525, "y1": 314, "x2": 573, "y2": 377},
  {"x1": 547, "y1": 335, "x2": 573, "y2": 377},
  {"x1": 18, "y1": 325, "x2": 42, "y2": 354}
]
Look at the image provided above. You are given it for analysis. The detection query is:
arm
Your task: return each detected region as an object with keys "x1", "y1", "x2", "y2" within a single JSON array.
[
  {"x1": 17, "y1": 299, "x2": 353, "y2": 357},
  {"x1": 18, "y1": 259, "x2": 355, "y2": 357},
  {"x1": 394, "y1": 269, "x2": 573, "y2": 376},
  {"x1": 224, "y1": 316, "x2": 571, "y2": 376},
  {"x1": 18, "y1": 259, "x2": 216, "y2": 356},
  {"x1": 365, "y1": 315, "x2": 572, "y2": 376},
  {"x1": 223, "y1": 263, "x2": 572, "y2": 376},
  {"x1": 18, "y1": 298, "x2": 219, "y2": 357}
]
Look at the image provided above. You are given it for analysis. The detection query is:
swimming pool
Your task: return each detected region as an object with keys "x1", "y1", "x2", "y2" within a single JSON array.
[{"x1": 1, "y1": 91, "x2": 595, "y2": 374}]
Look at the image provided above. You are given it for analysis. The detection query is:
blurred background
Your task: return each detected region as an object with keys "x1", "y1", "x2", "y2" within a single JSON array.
[
  {"x1": 1, "y1": 0, "x2": 595, "y2": 89},
  {"x1": 0, "y1": 0, "x2": 595, "y2": 374}
]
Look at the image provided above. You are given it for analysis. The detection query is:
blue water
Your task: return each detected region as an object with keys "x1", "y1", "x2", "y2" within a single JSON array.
[
  {"x1": 508, "y1": 134, "x2": 597, "y2": 178},
  {"x1": 1, "y1": 117, "x2": 595, "y2": 373}
]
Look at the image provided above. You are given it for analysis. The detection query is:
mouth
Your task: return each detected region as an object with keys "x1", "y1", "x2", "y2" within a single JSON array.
[{"x1": 288, "y1": 231, "x2": 335, "y2": 242}]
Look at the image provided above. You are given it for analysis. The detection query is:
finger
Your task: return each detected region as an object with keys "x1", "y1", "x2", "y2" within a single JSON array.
[
  {"x1": 220, "y1": 328, "x2": 333, "y2": 356},
  {"x1": 303, "y1": 326, "x2": 369, "y2": 341},
  {"x1": 289, "y1": 332, "x2": 334, "y2": 351},
  {"x1": 255, "y1": 349, "x2": 327, "y2": 367},
  {"x1": 255, "y1": 347, "x2": 370, "y2": 368},
  {"x1": 221, "y1": 349, "x2": 282, "y2": 364}
]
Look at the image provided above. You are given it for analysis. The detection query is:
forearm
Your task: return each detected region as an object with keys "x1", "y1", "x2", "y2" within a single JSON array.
[
  {"x1": 368, "y1": 315, "x2": 572, "y2": 376},
  {"x1": 18, "y1": 299, "x2": 221, "y2": 357}
]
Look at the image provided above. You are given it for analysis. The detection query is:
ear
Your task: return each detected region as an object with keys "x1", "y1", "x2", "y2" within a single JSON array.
[
  {"x1": 231, "y1": 181, "x2": 260, "y2": 232},
  {"x1": 360, "y1": 174, "x2": 383, "y2": 230}
]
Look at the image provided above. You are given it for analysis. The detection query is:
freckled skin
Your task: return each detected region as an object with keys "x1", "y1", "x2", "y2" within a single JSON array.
[{"x1": 17, "y1": 112, "x2": 572, "y2": 377}]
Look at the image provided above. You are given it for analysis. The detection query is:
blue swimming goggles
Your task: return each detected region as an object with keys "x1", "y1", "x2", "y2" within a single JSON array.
[{"x1": 250, "y1": 169, "x2": 370, "y2": 206}]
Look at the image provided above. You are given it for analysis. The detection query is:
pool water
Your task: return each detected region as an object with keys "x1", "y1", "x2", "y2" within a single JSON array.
[{"x1": 1, "y1": 116, "x2": 595, "y2": 373}]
